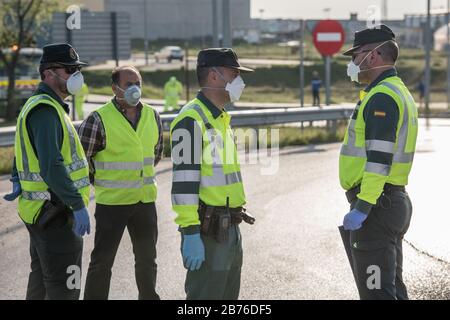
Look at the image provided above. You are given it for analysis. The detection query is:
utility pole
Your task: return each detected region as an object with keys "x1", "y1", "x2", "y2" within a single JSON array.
[
  {"x1": 447, "y1": 0, "x2": 450, "y2": 109},
  {"x1": 222, "y1": 0, "x2": 232, "y2": 47},
  {"x1": 424, "y1": 0, "x2": 431, "y2": 122},
  {"x1": 299, "y1": 19, "x2": 305, "y2": 107},
  {"x1": 257, "y1": 9, "x2": 264, "y2": 56},
  {"x1": 212, "y1": 0, "x2": 219, "y2": 47},
  {"x1": 143, "y1": 0, "x2": 149, "y2": 65},
  {"x1": 185, "y1": 42, "x2": 190, "y2": 102},
  {"x1": 381, "y1": 0, "x2": 388, "y2": 21}
]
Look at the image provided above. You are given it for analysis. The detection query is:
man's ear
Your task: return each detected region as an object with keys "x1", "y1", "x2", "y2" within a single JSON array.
[
  {"x1": 44, "y1": 69, "x2": 53, "y2": 80},
  {"x1": 208, "y1": 68, "x2": 216, "y2": 83},
  {"x1": 111, "y1": 83, "x2": 118, "y2": 95},
  {"x1": 210, "y1": 68, "x2": 223, "y2": 84},
  {"x1": 370, "y1": 51, "x2": 379, "y2": 65}
]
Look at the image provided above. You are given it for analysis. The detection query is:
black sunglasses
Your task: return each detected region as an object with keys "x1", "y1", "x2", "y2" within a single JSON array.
[{"x1": 48, "y1": 65, "x2": 81, "y2": 74}]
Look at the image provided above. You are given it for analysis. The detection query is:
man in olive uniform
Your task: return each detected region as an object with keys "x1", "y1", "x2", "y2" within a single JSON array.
[
  {"x1": 3, "y1": 43, "x2": 91, "y2": 300},
  {"x1": 170, "y1": 48, "x2": 254, "y2": 300},
  {"x1": 339, "y1": 25, "x2": 418, "y2": 300}
]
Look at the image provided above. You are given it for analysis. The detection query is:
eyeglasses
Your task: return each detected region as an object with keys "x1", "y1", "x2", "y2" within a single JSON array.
[{"x1": 47, "y1": 65, "x2": 81, "y2": 74}]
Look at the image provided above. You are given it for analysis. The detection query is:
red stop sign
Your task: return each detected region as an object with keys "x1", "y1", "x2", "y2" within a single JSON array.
[{"x1": 312, "y1": 20, "x2": 345, "y2": 57}]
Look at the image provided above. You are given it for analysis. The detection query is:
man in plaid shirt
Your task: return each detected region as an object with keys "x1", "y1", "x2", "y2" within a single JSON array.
[{"x1": 78, "y1": 66, "x2": 163, "y2": 300}]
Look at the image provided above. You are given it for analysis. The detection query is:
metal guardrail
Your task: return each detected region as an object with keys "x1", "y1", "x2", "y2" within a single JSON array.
[{"x1": 0, "y1": 106, "x2": 354, "y2": 147}]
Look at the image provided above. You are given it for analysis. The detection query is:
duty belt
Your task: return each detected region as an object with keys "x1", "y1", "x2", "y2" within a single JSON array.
[
  {"x1": 345, "y1": 183, "x2": 406, "y2": 205},
  {"x1": 198, "y1": 200, "x2": 255, "y2": 243},
  {"x1": 198, "y1": 201, "x2": 244, "y2": 225}
]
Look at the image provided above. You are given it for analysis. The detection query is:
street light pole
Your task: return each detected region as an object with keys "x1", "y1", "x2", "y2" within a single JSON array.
[{"x1": 424, "y1": 0, "x2": 431, "y2": 121}]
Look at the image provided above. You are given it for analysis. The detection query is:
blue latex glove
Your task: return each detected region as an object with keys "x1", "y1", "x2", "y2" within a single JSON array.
[
  {"x1": 3, "y1": 180, "x2": 21, "y2": 201},
  {"x1": 343, "y1": 209, "x2": 368, "y2": 231},
  {"x1": 182, "y1": 233, "x2": 205, "y2": 271},
  {"x1": 72, "y1": 207, "x2": 90, "y2": 237}
]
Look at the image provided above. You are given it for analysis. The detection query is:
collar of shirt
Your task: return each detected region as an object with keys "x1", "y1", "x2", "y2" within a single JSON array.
[
  {"x1": 364, "y1": 67, "x2": 397, "y2": 93},
  {"x1": 112, "y1": 96, "x2": 143, "y2": 118},
  {"x1": 34, "y1": 82, "x2": 70, "y2": 114},
  {"x1": 197, "y1": 91, "x2": 224, "y2": 119}
]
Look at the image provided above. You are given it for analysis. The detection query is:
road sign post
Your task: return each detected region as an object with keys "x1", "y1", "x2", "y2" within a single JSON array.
[
  {"x1": 312, "y1": 20, "x2": 345, "y2": 106},
  {"x1": 325, "y1": 55, "x2": 331, "y2": 105}
]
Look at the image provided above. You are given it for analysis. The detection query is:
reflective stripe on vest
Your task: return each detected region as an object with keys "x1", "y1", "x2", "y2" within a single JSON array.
[
  {"x1": 21, "y1": 191, "x2": 51, "y2": 201},
  {"x1": 340, "y1": 81, "x2": 415, "y2": 164},
  {"x1": 171, "y1": 193, "x2": 199, "y2": 205},
  {"x1": 93, "y1": 157, "x2": 154, "y2": 170},
  {"x1": 95, "y1": 176, "x2": 155, "y2": 189}
]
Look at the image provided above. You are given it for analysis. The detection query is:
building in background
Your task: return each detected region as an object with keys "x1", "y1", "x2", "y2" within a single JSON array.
[
  {"x1": 405, "y1": 10, "x2": 449, "y2": 49},
  {"x1": 51, "y1": 10, "x2": 131, "y2": 64},
  {"x1": 72, "y1": 0, "x2": 105, "y2": 11},
  {"x1": 434, "y1": 23, "x2": 450, "y2": 51},
  {"x1": 59, "y1": 1, "x2": 450, "y2": 51},
  {"x1": 102, "y1": 0, "x2": 251, "y2": 41}
]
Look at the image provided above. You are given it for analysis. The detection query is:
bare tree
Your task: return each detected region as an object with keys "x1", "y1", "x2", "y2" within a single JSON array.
[{"x1": 0, "y1": 0, "x2": 60, "y2": 120}]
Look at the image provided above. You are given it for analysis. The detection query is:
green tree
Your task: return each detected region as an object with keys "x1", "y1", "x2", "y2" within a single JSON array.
[{"x1": 0, "y1": 0, "x2": 61, "y2": 120}]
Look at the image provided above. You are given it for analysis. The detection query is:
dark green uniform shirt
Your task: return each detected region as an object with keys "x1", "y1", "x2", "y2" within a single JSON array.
[{"x1": 12, "y1": 82, "x2": 85, "y2": 210}]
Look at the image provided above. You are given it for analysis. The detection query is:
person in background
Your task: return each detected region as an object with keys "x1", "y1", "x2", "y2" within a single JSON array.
[
  {"x1": 311, "y1": 71, "x2": 322, "y2": 107},
  {"x1": 74, "y1": 82, "x2": 89, "y2": 120},
  {"x1": 164, "y1": 76, "x2": 183, "y2": 112}
]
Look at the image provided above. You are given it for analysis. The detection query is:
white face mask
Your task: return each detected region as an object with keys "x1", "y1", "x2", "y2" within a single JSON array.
[
  {"x1": 347, "y1": 40, "x2": 394, "y2": 83},
  {"x1": 202, "y1": 67, "x2": 246, "y2": 102},
  {"x1": 49, "y1": 69, "x2": 84, "y2": 95},
  {"x1": 225, "y1": 75, "x2": 245, "y2": 102},
  {"x1": 115, "y1": 84, "x2": 141, "y2": 106}
]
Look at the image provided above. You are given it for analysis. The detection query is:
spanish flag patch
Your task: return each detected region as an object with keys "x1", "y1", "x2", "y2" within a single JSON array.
[{"x1": 374, "y1": 111, "x2": 386, "y2": 117}]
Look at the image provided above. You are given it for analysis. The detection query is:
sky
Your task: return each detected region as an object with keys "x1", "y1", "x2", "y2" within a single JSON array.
[{"x1": 251, "y1": 0, "x2": 449, "y2": 20}]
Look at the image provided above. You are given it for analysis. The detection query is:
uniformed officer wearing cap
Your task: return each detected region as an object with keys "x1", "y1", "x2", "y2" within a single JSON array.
[
  {"x1": 170, "y1": 48, "x2": 254, "y2": 299},
  {"x1": 339, "y1": 25, "x2": 418, "y2": 299},
  {"x1": 3, "y1": 43, "x2": 91, "y2": 299}
]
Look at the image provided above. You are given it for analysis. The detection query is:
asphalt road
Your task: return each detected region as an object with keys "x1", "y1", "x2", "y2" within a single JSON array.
[{"x1": 1, "y1": 119, "x2": 449, "y2": 299}]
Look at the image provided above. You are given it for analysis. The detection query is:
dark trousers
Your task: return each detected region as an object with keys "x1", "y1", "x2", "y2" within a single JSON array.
[
  {"x1": 84, "y1": 201, "x2": 159, "y2": 300},
  {"x1": 184, "y1": 225, "x2": 243, "y2": 300},
  {"x1": 312, "y1": 90, "x2": 320, "y2": 106},
  {"x1": 349, "y1": 191, "x2": 413, "y2": 300},
  {"x1": 25, "y1": 210, "x2": 83, "y2": 300}
]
